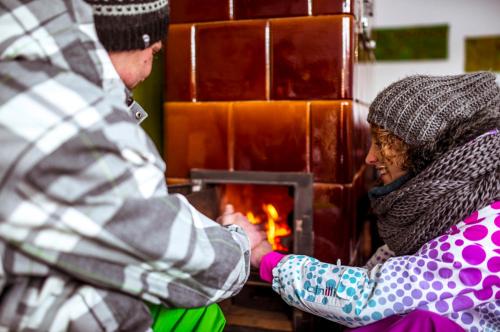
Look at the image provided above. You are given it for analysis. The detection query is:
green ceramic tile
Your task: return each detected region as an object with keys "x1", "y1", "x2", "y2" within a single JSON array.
[
  {"x1": 465, "y1": 35, "x2": 500, "y2": 72},
  {"x1": 372, "y1": 25, "x2": 448, "y2": 61},
  {"x1": 133, "y1": 50, "x2": 165, "y2": 152}
]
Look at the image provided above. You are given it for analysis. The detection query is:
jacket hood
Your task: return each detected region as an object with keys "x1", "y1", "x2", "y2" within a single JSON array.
[{"x1": 0, "y1": 0, "x2": 123, "y2": 93}]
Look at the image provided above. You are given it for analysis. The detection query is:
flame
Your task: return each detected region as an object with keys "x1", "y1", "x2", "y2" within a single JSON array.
[
  {"x1": 246, "y1": 204, "x2": 291, "y2": 251},
  {"x1": 246, "y1": 211, "x2": 260, "y2": 224}
]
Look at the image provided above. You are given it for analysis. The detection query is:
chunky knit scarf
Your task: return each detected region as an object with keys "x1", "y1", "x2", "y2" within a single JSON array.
[{"x1": 372, "y1": 131, "x2": 500, "y2": 255}]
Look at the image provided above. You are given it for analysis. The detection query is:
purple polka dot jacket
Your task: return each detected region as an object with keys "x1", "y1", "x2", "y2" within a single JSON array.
[{"x1": 271, "y1": 202, "x2": 500, "y2": 331}]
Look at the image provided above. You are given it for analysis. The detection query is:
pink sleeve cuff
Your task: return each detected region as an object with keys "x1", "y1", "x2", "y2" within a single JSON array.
[{"x1": 259, "y1": 251, "x2": 286, "y2": 283}]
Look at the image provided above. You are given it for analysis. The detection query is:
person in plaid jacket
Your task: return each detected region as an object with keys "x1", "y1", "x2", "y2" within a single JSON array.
[{"x1": 0, "y1": 0, "x2": 262, "y2": 330}]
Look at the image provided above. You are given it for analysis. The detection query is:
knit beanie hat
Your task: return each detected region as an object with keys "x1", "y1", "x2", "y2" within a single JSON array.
[
  {"x1": 367, "y1": 72, "x2": 500, "y2": 147},
  {"x1": 84, "y1": 0, "x2": 169, "y2": 51}
]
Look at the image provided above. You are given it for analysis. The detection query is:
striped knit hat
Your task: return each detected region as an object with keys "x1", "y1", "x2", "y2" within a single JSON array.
[
  {"x1": 84, "y1": 0, "x2": 169, "y2": 51},
  {"x1": 368, "y1": 72, "x2": 500, "y2": 147}
]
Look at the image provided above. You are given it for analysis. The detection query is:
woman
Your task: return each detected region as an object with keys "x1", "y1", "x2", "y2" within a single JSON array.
[{"x1": 250, "y1": 72, "x2": 500, "y2": 331}]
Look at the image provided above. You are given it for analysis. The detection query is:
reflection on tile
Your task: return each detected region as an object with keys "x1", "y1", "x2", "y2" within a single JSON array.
[
  {"x1": 352, "y1": 102, "x2": 370, "y2": 171},
  {"x1": 233, "y1": 102, "x2": 309, "y2": 171},
  {"x1": 311, "y1": 101, "x2": 354, "y2": 183},
  {"x1": 170, "y1": 0, "x2": 229, "y2": 23},
  {"x1": 233, "y1": 0, "x2": 308, "y2": 19},
  {"x1": 350, "y1": 172, "x2": 360, "y2": 243},
  {"x1": 196, "y1": 21, "x2": 267, "y2": 101},
  {"x1": 312, "y1": 0, "x2": 353, "y2": 15},
  {"x1": 165, "y1": 24, "x2": 192, "y2": 101},
  {"x1": 166, "y1": 178, "x2": 191, "y2": 185},
  {"x1": 313, "y1": 183, "x2": 353, "y2": 263},
  {"x1": 164, "y1": 102, "x2": 230, "y2": 178},
  {"x1": 271, "y1": 16, "x2": 354, "y2": 100}
]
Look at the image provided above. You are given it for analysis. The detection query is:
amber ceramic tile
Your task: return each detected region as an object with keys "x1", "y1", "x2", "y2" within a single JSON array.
[
  {"x1": 196, "y1": 21, "x2": 267, "y2": 101},
  {"x1": 233, "y1": 0, "x2": 308, "y2": 19},
  {"x1": 271, "y1": 16, "x2": 354, "y2": 100},
  {"x1": 312, "y1": 0, "x2": 354, "y2": 15},
  {"x1": 165, "y1": 25, "x2": 192, "y2": 101},
  {"x1": 164, "y1": 102, "x2": 230, "y2": 178},
  {"x1": 311, "y1": 101, "x2": 354, "y2": 183},
  {"x1": 352, "y1": 102, "x2": 370, "y2": 172},
  {"x1": 169, "y1": 0, "x2": 229, "y2": 23},
  {"x1": 353, "y1": 165, "x2": 367, "y2": 201},
  {"x1": 313, "y1": 184, "x2": 353, "y2": 263},
  {"x1": 233, "y1": 101, "x2": 309, "y2": 172},
  {"x1": 348, "y1": 175, "x2": 361, "y2": 240}
]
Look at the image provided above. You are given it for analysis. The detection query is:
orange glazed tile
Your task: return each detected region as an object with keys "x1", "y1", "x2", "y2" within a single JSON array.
[
  {"x1": 313, "y1": 183, "x2": 353, "y2": 263},
  {"x1": 165, "y1": 24, "x2": 192, "y2": 101},
  {"x1": 170, "y1": 0, "x2": 229, "y2": 23},
  {"x1": 196, "y1": 21, "x2": 267, "y2": 101},
  {"x1": 352, "y1": 102, "x2": 370, "y2": 171},
  {"x1": 350, "y1": 169, "x2": 371, "y2": 249},
  {"x1": 164, "y1": 102, "x2": 230, "y2": 178},
  {"x1": 311, "y1": 101, "x2": 354, "y2": 183},
  {"x1": 233, "y1": 102, "x2": 309, "y2": 172},
  {"x1": 348, "y1": 177, "x2": 360, "y2": 241},
  {"x1": 271, "y1": 16, "x2": 354, "y2": 100},
  {"x1": 312, "y1": 0, "x2": 354, "y2": 15},
  {"x1": 233, "y1": 0, "x2": 308, "y2": 19}
]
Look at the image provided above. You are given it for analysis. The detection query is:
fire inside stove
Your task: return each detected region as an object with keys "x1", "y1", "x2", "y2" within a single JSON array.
[
  {"x1": 220, "y1": 184, "x2": 294, "y2": 252},
  {"x1": 247, "y1": 204, "x2": 291, "y2": 251}
]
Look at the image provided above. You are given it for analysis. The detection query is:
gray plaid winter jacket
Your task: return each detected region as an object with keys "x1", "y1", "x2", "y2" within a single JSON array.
[{"x1": 0, "y1": 0, "x2": 250, "y2": 330}]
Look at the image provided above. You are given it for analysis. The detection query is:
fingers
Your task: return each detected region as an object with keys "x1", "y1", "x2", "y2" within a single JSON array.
[
  {"x1": 219, "y1": 211, "x2": 244, "y2": 226},
  {"x1": 216, "y1": 204, "x2": 235, "y2": 225},
  {"x1": 261, "y1": 240, "x2": 273, "y2": 251},
  {"x1": 222, "y1": 204, "x2": 234, "y2": 215},
  {"x1": 217, "y1": 208, "x2": 271, "y2": 252},
  {"x1": 217, "y1": 203, "x2": 236, "y2": 225},
  {"x1": 219, "y1": 214, "x2": 235, "y2": 226},
  {"x1": 254, "y1": 231, "x2": 267, "y2": 247}
]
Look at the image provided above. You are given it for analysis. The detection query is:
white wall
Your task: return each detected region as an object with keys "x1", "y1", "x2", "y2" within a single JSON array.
[{"x1": 364, "y1": 0, "x2": 500, "y2": 101}]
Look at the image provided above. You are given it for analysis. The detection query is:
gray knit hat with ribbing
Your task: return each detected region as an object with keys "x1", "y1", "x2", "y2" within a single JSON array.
[
  {"x1": 368, "y1": 72, "x2": 500, "y2": 147},
  {"x1": 84, "y1": 0, "x2": 169, "y2": 51}
]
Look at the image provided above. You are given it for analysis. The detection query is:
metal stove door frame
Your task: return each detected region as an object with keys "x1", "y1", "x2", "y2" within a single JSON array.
[{"x1": 190, "y1": 169, "x2": 314, "y2": 256}]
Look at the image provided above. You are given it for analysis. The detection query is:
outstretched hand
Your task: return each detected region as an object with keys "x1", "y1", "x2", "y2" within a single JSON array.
[
  {"x1": 250, "y1": 240, "x2": 273, "y2": 268},
  {"x1": 218, "y1": 204, "x2": 266, "y2": 250}
]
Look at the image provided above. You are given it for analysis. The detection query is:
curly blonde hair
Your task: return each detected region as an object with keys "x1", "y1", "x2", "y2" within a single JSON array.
[{"x1": 371, "y1": 125, "x2": 411, "y2": 171}]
